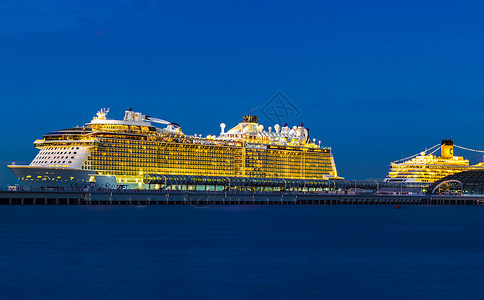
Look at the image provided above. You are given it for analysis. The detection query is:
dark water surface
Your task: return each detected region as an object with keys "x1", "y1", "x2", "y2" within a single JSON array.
[{"x1": 1, "y1": 205, "x2": 483, "y2": 299}]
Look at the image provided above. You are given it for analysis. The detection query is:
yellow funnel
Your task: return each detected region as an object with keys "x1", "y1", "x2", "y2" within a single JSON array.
[{"x1": 441, "y1": 139, "x2": 454, "y2": 158}]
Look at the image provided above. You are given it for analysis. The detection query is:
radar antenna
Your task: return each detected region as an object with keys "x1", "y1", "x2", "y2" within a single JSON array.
[{"x1": 96, "y1": 108, "x2": 110, "y2": 120}]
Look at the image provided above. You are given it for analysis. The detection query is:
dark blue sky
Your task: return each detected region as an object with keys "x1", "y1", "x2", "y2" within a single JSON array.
[{"x1": 2, "y1": 0, "x2": 484, "y2": 186}]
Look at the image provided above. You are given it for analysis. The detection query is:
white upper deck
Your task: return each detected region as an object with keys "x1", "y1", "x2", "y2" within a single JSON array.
[
  {"x1": 89, "y1": 108, "x2": 182, "y2": 133},
  {"x1": 88, "y1": 109, "x2": 322, "y2": 148},
  {"x1": 217, "y1": 115, "x2": 312, "y2": 146}
]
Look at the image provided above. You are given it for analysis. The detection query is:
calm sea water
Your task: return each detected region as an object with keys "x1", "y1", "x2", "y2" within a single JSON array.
[{"x1": 0, "y1": 205, "x2": 483, "y2": 299}]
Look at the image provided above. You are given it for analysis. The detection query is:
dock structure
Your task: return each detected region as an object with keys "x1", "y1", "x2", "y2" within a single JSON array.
[{"x1": 0, "y1": 190, "x2": 483, "y2": 205}]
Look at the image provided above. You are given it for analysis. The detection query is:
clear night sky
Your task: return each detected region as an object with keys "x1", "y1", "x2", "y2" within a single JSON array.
[{"x1": 1, "y1": 0, "x2": 484, "y2": 187}]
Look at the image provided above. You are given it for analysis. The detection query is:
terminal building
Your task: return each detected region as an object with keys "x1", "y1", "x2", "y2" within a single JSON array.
[
  {"x1": 429, "y1": 170, "x2": 484, "y2": 195},
  {"x1": 142, "y1": 174, "x2": 426, "y2": 194}
]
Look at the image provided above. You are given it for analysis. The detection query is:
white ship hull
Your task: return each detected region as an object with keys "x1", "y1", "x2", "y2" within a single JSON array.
[
  {"x1": 383, "y1": 177, "x2": 419, "y2": 183},
  {"x1": 8, "y1": 166, "x2": 115, "y2": 189}
]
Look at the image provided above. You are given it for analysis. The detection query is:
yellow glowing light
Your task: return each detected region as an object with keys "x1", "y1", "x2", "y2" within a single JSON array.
[{"x1": 31, "y1": 113, "x2": 341, "y2": 186}]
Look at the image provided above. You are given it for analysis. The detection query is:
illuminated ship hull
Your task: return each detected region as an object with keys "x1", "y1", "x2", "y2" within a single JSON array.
[
  {"x1": 8, "y1": 166, "x2": 118, "y2": 189},
  {"x1": 9, "y1": 109, "x2": 341, "y2": 189},
  {"x1": 384, "y1": 140, "x2": 484, "y2": 184}
]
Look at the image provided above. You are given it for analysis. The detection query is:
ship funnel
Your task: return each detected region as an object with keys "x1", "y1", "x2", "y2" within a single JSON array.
[
  {"x1": 124, "y1": 110, "x2": 134, "y2": 121},
  {"x1": 243, "y1": 115, "x2": 258, "y2": 123},
  {"x1": 441, "y1": 139, "x2": 454, "y2": 158}
]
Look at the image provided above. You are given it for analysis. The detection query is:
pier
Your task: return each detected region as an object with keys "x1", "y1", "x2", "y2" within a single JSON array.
[{"x1": 0, "y1": 190, "x2": 483, "y2": 205}]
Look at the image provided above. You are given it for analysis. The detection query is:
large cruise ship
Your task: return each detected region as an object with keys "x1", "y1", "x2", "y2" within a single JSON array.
[
  {"x1": 384, "y1": 139, "x2": 484, "y2": 183},
  {"x1": 9, "y1": 109, "x2": 341, "y2": 189}
]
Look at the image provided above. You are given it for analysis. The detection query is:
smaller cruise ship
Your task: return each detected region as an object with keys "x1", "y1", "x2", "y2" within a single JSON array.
[{"x1": 384, "y1": 139, "x2": 484, "y2": 183}]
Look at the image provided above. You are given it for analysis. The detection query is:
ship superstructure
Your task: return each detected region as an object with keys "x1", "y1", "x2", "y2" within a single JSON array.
[
  {"x1": 9, "y1": 109, "x2": 341, "y2": 189},
  {"x1": 385, "y1": 140, "x2": 484, "y2": 183}
]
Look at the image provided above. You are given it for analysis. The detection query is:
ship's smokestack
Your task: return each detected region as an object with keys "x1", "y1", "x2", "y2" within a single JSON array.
[
  {"x1": 243, "y1": 115, "x2": 258, "y2": 123},
  {"x1": 441, "y1": 139, "x2": 454, "y2": 158}
]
